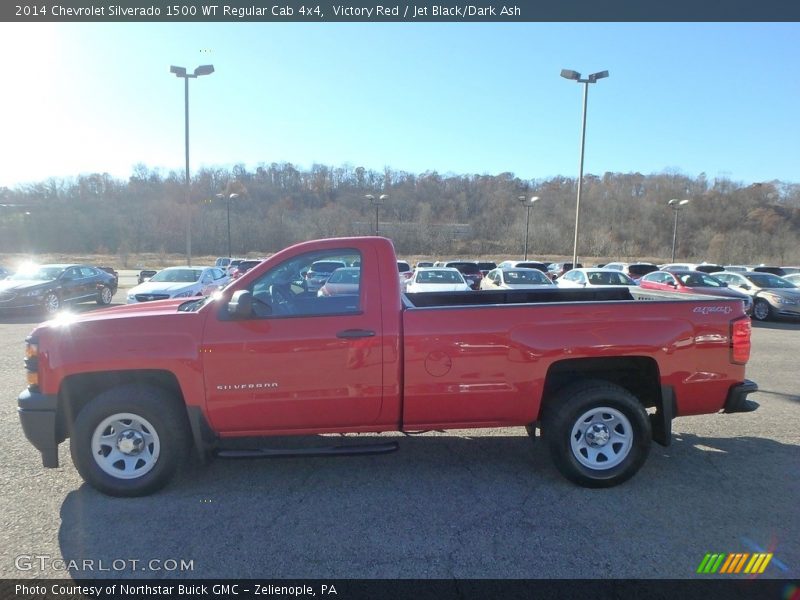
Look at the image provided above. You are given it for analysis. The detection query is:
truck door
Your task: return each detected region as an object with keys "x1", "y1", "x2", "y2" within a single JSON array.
[{"x1": 201, "y1": 247, "x2": 384, "y2": 433}]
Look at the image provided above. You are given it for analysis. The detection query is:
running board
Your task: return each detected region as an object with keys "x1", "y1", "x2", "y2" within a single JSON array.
[{"x1": 215, "y1": 441, "x2": 399, "y2": 459}]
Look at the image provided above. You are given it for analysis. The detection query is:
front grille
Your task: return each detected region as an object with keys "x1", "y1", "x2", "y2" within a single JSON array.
[{"x1": 135, "y1": 294, "x2": 170, "y2": 302}]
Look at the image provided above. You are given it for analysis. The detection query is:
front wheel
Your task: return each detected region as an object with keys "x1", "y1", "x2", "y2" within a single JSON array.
[
  {"x1": 752, "y1": 298, "x2": 773, "y2": 322},
  {"x1": 70, "y1": 384, "x2": 191, "y2": 497},
  {"x1": 43, "y1": 292, "x2": 60, "y2": 315},
  {"x1": 542, "y1": 380, "x2": 651, "y2": 488}
]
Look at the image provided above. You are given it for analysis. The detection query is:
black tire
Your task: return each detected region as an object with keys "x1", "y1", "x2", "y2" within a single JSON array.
[
  {"x1": 753, "y1": 298, "x2": 772, "y2": 322},
  {"x1": 97, "y1": 285, "x2": 113, "y2": 305},
  {"x1": 541, "y1": 380, "x2": 651, "y2": 488},
  {"x1": 70, "y1": 384, "x2": 191, "y2": 497},
  {"x1": 42, "y1": 292, "x2": 60, "y2": 315}
]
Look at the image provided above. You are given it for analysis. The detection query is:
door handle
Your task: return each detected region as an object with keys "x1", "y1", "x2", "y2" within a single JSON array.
[{"x1": 336, "y1": 329, "x2": 376, "y2": 339}]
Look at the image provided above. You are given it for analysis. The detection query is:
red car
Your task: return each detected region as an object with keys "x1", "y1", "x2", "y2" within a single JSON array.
[{"x1": 638, "y1": 270, "x2": 753, "y2": 314}]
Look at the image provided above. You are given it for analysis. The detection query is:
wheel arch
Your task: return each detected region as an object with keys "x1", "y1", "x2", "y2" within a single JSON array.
[
  {"x1": 540, "y1": 356, "x2": 671, "y2": 446},
  {"x1": 56, "y1": 370, "x2": 214, "y2": 459}
]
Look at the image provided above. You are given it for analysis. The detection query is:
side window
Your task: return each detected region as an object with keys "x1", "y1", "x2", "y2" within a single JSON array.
[
  {"x1": 80, "y1": 267, "x2": 97, "y2": 278},
  {"x1": 248, "y1": 249, "x2": 362, "y2": 318}
]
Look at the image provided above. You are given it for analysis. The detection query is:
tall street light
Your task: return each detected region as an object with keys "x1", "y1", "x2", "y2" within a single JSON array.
[
  {"x1": 561, "y1": 68, "x2": 609, "y2": 269},
  {"x1": 668, "y1": 198, "x2": 690, "y2": 262},
  {"x1": 365, "y1": 194, "x2": 388, "y2": 236},
  {"x1": 518, "y1": 195, "x2": 539, "y2": 260},
  {"x1": 216, "y1": 192, "x2": 240, "y2": 258},
  {"x1": 170, "y1": 64, "x2": 215, "y2": 266}
]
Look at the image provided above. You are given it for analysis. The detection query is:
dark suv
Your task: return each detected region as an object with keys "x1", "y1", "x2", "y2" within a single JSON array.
[{"x1": 443, "y1": 261, "x2": 483, "y2": 290}]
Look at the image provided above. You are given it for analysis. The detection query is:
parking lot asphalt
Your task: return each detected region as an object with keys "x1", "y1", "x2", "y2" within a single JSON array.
[{"x1": 0, "y1": 287, "x2": 798, "y2": 581}]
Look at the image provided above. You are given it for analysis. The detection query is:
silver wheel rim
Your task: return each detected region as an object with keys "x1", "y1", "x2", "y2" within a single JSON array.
[
  {"x1": 101, "y1": 287, "x2": 112, "y2": 303},
  {"x1": 90, "y1": 412, "x2": 161, "y2": 479},
  {"x1": 754, "y1": 300, "x2": 769, "y2": 321},
  {"x1": 570, "y1": 406, "x2": 633, "y2": 470},
  {"x1": 44, "y1": 294, "x2": 59, "y2": 314}
]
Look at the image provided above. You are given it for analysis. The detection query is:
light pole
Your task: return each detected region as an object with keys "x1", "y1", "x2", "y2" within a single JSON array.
[
  {"x1": 668, "y1": 198, "x2": 690, "y2": 262},
  {"x1": 170, "y1": 64, "x2": 215, "y2": 266},
  {"x1": 518, "y1": 195, "x2": 539, "y2": 260},
  {"x1": 365, "y1": 194, "x2": 388, "y2": 236},
  {"x1": 216, "y1": 192, "x2": 240, "y2": 258},
  {"x1": 560, "y1": 68, "x2": 609, "y2": 269}
]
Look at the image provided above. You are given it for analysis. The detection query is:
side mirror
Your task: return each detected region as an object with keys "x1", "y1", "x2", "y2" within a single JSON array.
[
  {"x1": 228, "y1": 290, "x2": 253, "y2": 317},
  {"x1": 720, "y1": 282, "x2": 728, "y2": 287},
  {"x1": 741, "y1": 284, "x2": 751, "y2": 290}
]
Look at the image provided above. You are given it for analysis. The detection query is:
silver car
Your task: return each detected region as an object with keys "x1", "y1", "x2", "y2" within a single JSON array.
[{"x1": 714, "y1": 271, "x2": 800, "y2": 321}]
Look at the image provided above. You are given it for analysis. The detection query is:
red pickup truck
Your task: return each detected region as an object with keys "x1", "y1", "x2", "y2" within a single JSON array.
[{"x1": 18, "y1": 237, "x2": 758, "y2": 497}]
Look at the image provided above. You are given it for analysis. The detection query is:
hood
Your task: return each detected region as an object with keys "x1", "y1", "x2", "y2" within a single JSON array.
[
  {"x1": 0, "y1": 279, "x2": 53, "y2": 292},
  {"x1": 128, "y1": 281, "x2": 198, "y2": 296}
]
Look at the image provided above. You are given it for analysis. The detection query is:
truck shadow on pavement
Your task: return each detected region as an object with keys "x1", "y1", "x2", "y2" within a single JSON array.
[{"x1": 56, "y1": 431, "x2": 800, "y2": 579}]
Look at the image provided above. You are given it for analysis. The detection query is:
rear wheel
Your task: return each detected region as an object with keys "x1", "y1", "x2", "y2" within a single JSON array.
[
  {"x1": 542, "y1": 380, "x2": 651, "y2": 488},
  {"x1": 70, "y1": 384, "x2": 190, "y2": 497},
  {"x1": 97, "y1": 285, "x2": 113, "y2": 305},
  {"x1": 753, "y1": 298, "x2": 772, "y2": 322}
]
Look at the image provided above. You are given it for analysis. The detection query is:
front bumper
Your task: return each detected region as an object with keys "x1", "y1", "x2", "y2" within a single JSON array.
[
  {"x1": 18, "y1": 388, "x2": 60, "y2": 467},
  {"x1": 723, "y1": 379, "x2": 759, "y2": 413}
]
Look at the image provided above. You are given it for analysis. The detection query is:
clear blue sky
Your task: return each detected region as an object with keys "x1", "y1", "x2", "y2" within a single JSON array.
[{"x1": 1, "y1": 22, "x2": 798, "y2": 188}]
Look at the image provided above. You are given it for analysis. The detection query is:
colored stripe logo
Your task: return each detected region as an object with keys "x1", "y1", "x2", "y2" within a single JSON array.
[{"x1": 697, "y1": 552, "x2": 773, "y2": 574}]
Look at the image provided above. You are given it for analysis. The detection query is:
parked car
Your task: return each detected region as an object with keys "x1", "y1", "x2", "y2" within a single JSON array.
[
  {"x1": 602, "y1": 262, "x2": 659, "y2": 283},
  {"x1": 214, "y1": 257, "x2": 232, "y2": 269},
  {"x1": 225, "y1": 258, "x2": 248, "y2": 276},
  {"x1": 397, "y1": 260, "x2": 414, "y2": 288},
  {"x1": 556, "y1": 268, "x2": 637, "y2": 289},
  {"x1": 442, "y1": 261, "x2": 483, "y2": 290},
  {"x1": 638, "y1": 270, "x2": 753, "y2": 315},
  {"x1": 780, "y1": 266, "x2": 800, "y2": 275},
  {"x1": 126, "y1": 266, "x2": 229, "y2": 304},
  {"x1": 137, "y1": 269, "x2": 158, "y2": 284},
  {"x1": 714, "y1": 271, "x2": 800, "y2": 321},
  {"x1": 660, "y1": 263, "x2": 724, "y2": 274},
  {"x1": 415, "y1": 261, "x2": 434, "y2": 268},
  {"x1": 475, "y1": 261, "x2": 497, "y2": 276},
  {"x1": 480, "y1": 268, "x2": 555, "y2": 290},
  {"x1": 751, "y1": 265, "x2": 786, "y2": 277},
  {"x1": 317, "y1": 267, "x2": 361, "y2": 297},
  {"x1": 497, "y1": 260, "x2": 549, "y2": 273},
  {"x1": 0, "y1": 264, "x2": 117, "y2": 315},
  {"x1": 405, "y1": 267, "x2": 471, "y2": 293},
  {"x1": 547, "y1": 262, "x2": 583, "y2": 280},
  {"x1": 97, "y1": 266, "x2": 119, "y2": 288},
  {"x1": 230, "y1": 259, "x2": 263, "y2": 279},
  {"x1": 783, "y1": 274, "x2": 800, "y2": 285},
  {"x1": 303, "y1": 260, "x2": 348, "y2": 293}
]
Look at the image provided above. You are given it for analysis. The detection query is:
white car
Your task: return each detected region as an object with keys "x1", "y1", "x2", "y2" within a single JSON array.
[
  {"x1": 480, "y1": 268, "x2": 555, "y2": 290},
  {"x1": 556, "y1": 268, "x2": 637, "y2": 289},
  {"x1": 405, "y1": 267, "x2": 471, "y2": 293},
  {"x1": 127, "y1": 266, "x2": 229, "y2": 304}
]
